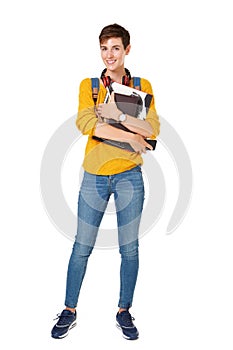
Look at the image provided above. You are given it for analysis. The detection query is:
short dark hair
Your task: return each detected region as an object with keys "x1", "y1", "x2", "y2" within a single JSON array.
[{"x1": 99, "y1": 23, "x2": 130, "y2": 49}]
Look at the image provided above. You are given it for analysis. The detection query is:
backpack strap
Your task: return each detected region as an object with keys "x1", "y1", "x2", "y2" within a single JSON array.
[
  {"x1": 91, "y1": 77, "x2": 100, "y2": 105},
  {"x1": 133, "y1": 77, "x2": 141, "y2": 90}
]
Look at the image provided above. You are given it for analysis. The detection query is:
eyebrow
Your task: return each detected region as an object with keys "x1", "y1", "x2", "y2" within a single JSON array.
[{"x1": 100, "y1": 45, "x2": 121, "y2": 49}]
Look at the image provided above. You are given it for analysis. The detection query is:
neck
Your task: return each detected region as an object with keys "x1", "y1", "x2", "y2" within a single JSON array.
[{"x1": 105, "y1": 67, "x2": 126, "y2": 84}]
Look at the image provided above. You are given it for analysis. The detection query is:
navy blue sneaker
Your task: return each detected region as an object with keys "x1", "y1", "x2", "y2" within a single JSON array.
[
  {"x1": 51, "y1": 309, "x2": 77, "y2": 339},
  {"x1": 116, "y1": 310, "x2": 139, "y2": 340}
]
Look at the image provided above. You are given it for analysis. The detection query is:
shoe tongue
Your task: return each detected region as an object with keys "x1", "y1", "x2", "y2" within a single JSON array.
[
  {"x1": 119, "y1": 310, "x2": 131, "y2": 320},
  {"x1": 62, "y1": 309, "x2": 73, "y2": 316},
  {"x1": 120, "y1": 310, "x2": 129, "y2": 315}
]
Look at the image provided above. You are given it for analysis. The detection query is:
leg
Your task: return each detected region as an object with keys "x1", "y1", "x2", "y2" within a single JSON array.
[
  {"x1": 118, "y1": 240, "x2": 139, "y2": 309},
  {"x1": 113, "y1": 167, "x2": 145, "y2": 309},
  {"x1": 65, "y1": 172, "x2": 110, "y2": 308},
  {"x1": 65, "y1": 242, "x2": 94, "y2": 308}
]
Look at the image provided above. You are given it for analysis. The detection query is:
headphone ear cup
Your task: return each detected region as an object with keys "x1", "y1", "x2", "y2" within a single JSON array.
[
  {"x1": 102, "y1": 76, "x2": 111, "y2": 87},
  {"x1": 122, "y1": 75, "x2": 130, "y2": 86},
  {"x1": 106, "y1": 76, "x2": 111, "y2": 87}
]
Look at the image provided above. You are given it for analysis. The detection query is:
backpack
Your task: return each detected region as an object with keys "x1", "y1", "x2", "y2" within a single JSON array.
[{"x1": 91, "y1": 77, "x2": 141, "y2": 104}]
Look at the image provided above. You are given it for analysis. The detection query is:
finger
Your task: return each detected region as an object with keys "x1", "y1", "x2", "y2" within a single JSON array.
[
  {"x1": 145, "y1": 141, "x2": 153, "y2": 150},
  {"x1": 110, "y1": 92, "x2": 115, "y2": 102},
  {"x1": 141, "y1": 147, "x2": 147, "y2": 154},
  {"x1": 96, "y1": 107, "x2": 102, "y2": 115}
]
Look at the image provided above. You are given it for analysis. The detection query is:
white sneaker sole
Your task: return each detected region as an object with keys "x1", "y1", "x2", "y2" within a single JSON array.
[
  {"x1": 116, "y1": 322, "x2": 139, "y2": 340},
  {"x1": 54, "y1": 321, "x2": 77, "y2": 339}
]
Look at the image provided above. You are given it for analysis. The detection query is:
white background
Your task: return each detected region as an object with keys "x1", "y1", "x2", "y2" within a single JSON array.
[{"x1": 1, "y1": 0, "x2": 233, "y2": 349}]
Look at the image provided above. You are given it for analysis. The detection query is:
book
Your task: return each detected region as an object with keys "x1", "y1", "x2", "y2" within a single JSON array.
[
  {"x1": 112, "y1": 82, "x2": 153, "y2": 120},
  {"x1": 93, "y1": 82, "x2": 156, "y2": 152}
]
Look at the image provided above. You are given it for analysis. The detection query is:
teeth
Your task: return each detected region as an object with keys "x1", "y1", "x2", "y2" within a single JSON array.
[{"x1": 107, "y1": 60, "x2": 115, "y2": 64}]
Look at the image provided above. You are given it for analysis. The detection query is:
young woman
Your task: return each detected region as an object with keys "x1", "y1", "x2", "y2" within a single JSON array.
[{"x1": 51, "y1": 23, "x2": 160, "y2": 341}]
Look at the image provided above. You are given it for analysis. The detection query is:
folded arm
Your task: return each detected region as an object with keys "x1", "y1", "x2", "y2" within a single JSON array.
[
  {"x1": 94, "y1": 121, "x2": 152, "y2": 153},
  {"x1": 95, "y1": 90, "x2": 160, "y2": 139}
]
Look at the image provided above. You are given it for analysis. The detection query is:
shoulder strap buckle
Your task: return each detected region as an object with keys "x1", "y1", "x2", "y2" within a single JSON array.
[{"x1": 91, "y1": 78, "x2": 99, "y2": 104}]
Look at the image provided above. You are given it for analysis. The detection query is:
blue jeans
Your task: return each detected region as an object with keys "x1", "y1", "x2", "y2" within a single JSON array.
[{"x1": 65, "y1": 166, "x2": 145, "y2": 309}]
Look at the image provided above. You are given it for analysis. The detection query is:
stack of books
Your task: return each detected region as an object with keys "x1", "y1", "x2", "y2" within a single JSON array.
[{"x1": 92, "y1": 82, "x2": 156, "y2": 152}]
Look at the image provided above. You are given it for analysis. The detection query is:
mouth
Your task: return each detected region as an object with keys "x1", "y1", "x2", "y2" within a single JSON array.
[{"x1": 106, "y1": 60, "x2": 116, "y2": 65}]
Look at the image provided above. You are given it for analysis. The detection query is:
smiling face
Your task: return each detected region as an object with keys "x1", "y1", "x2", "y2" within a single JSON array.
[{"x1": 100, "y1": 37, "x2": 131, "y2": 75}]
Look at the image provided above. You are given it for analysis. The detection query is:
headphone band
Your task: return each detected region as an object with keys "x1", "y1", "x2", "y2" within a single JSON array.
[{"x1": 101, "y1": 68, "x2": 131, "y2": 87}]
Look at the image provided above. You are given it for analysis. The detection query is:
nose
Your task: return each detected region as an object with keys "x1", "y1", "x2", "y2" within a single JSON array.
[{"x1": 106, "y1": 49, "x2": 114, "y2": 58}]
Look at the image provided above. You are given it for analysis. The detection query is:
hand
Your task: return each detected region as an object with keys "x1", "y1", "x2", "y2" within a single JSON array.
[
  {"x1": 96, "y1": 103, "x2": 120, "y2": 121},
  {"x1": 128, "y1": 134, "x2": 153, "y2": 154},
  {"x1": 96, "y1": 93, "x2": 121, "y2": 121}
]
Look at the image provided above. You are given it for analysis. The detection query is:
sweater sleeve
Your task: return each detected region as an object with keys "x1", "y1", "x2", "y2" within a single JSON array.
[
  {"x1": 76, "y1": 78, "x2": 98, "y2": 136},
  {"x1": 141, "y1": 78, "x2": 160, "y2": 139}
]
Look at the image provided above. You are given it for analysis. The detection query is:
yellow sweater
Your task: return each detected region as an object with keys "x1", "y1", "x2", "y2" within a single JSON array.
[{"x1": 76, "y1": 77, "x2": 160, "y2": 175}]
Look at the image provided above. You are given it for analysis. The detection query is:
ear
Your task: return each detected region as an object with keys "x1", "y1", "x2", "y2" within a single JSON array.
[{"x1": 125, "y1": 44, "x2": 131, "y2": 55}]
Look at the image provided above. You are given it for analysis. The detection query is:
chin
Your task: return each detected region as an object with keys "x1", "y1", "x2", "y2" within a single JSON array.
[{"x1": 106, "y1": 65, "x2": 116, "y2": 71}]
